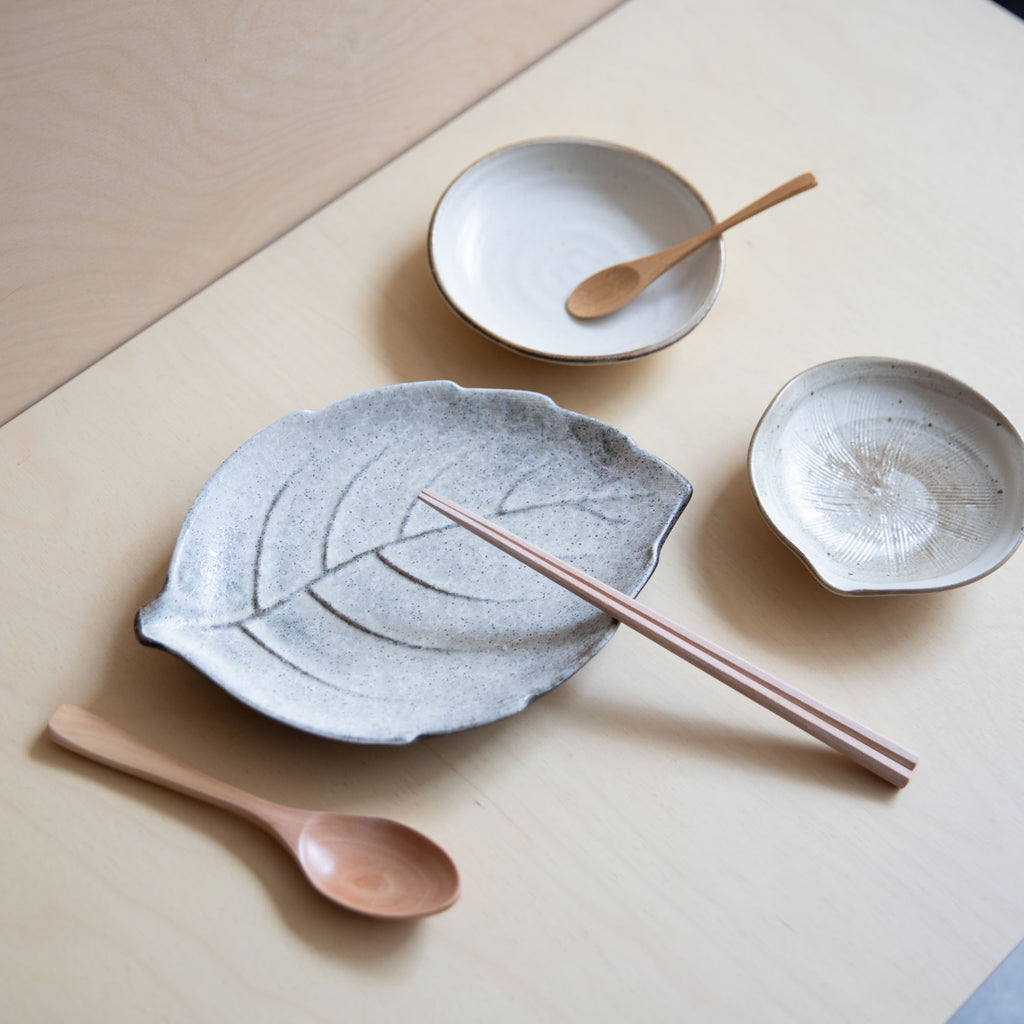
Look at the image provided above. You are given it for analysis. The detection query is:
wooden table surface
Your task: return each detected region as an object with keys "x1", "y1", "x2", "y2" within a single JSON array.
[
  {"x1": 0, "y1": 0, "x2": 619, "y2": 424},
  {"x1": 3, "y1": 1, "x2": 1024, "y2": 1021}
]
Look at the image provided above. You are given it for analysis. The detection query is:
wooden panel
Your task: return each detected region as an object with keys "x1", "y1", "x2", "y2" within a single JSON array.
[{"x1": 0, "y1": 0, "x2": 620, "y2": 423}]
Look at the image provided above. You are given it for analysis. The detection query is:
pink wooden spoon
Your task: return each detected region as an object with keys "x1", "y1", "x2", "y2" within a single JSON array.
[{"x1": 47, "y1": 704, "x2": 460, "y2": 919}]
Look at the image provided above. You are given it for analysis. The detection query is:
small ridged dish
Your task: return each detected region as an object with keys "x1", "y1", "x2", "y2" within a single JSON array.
[
  {"x1": 748, "y1": 357, "x2": 1024, "y2": 595},
  {"x1": 428, "y1": 138, "x2": 724, "y2": 363}
]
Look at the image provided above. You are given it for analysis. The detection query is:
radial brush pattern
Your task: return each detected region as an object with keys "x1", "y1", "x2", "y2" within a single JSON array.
[{"x1": 749, "y1": 358, "x2": 1024, "y2": 594}]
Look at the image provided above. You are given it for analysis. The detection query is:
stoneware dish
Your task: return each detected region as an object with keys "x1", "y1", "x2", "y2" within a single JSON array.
[
  {"x1": 748, "y1": 357, "x2": 1024, "y2": 595},
  {"x1": 428, "y1": 137, "x2": 725, "y2": 363},
  {"x1": 137, "y1": 381, "x2": 692, "y2": 741}
]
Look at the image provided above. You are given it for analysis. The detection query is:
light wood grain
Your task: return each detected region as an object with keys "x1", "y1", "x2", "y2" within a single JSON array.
[
  {"x1": 3, "y1": 0, "x2": 1024, "y2": 1021},
  {"x1": 0, "y1": 0, "x2": 620, "y2": 424}
]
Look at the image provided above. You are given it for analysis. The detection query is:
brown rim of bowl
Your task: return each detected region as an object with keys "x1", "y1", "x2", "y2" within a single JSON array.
[{"x1": 426, "y1": 136, "x2": 726, "y2": 364}]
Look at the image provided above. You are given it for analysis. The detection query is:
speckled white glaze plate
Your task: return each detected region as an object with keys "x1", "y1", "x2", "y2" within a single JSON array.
[
  {"x1": 428, "y1": 138, "x2": 725, "y2": 363},
  {"x1": 748, "y1": 357, "x2": 1024, "y2": 595},
  {"x1": 137, "y1": 382, "x2": 691, "y2": 741}
]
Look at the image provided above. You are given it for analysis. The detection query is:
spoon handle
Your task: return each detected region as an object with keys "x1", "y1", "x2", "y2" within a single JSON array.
[
  {"x1": 640, "y1": 172, "x2": 818, "y2": 279},
  {"x1": 47, "y1": 704, "x2": 290, "y2": 833}
]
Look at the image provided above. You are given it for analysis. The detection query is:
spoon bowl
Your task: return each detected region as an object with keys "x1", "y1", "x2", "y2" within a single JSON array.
[
  {"x1": 567, "y1": 172, "x2": 817, "y2": 319},
  {"x1": 296, "y1": 812, "x2": 461, "y2": 918},
  {"x1": 47, "y1": 704, "x2": 460, "y2": 919}
]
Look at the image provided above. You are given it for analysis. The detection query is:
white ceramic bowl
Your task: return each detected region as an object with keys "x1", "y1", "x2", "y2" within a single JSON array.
[
  {"x1": 428, "y1": 138, "x2": 725, "y2": 363},
  {"x1": 748, "y1": 357, "x2": 1024, "y2": 595}
]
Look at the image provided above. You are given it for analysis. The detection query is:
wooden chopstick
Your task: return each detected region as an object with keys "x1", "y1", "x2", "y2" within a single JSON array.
[{"x1": 419, "y1": 489, "x2": 918, "y2": 788}]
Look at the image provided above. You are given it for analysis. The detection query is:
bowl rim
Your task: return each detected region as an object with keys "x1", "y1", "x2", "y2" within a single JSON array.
[
  {"x1": 747, "y1": 355, "x2": 1024, "y2": 595},
  {"x1": 427, "y1": 136, "x2": 726, "y2": 364}
]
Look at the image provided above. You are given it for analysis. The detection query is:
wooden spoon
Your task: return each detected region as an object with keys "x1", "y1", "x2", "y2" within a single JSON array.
[
  {"x1": 47, "y1": 704, "x2": 460, "y2": 919},
  {"x1": 566, "y1": 172, "x2": 817, "y2": 319}
]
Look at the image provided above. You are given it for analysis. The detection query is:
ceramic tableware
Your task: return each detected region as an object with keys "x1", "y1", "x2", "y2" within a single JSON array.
[
  {"x1": 419, "y1": 490, "x2": 917, "y2": 787},
  {"x1": 566, "y1": 173, "x2": 816, "y2": 319},
  {"x1": 428, "y1": 138, "x2": 724, "y2": 362},
  {"x1": 748, "y1": 357, "x2": 1024, "y2": 595},
  {"x1": 137, "y1": 382, "x2": 691, "y2": 740}
]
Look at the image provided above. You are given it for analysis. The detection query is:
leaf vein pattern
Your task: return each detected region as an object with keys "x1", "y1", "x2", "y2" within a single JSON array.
[
  {"x1": 304, "y1": 587, "x2": 453, "y2": 652},
  {"x1": 253, "y1": 465, "x2": 307, "y2": 615},
  {"x1": 237, "y1": 624, "x2": 392, "y2": 699},
  {"x1": 373, "y1": 550, "x2": 530, "y2": 604},
  {"x1": 323, "y1": 443, "x2": 397, "y2": 572}
]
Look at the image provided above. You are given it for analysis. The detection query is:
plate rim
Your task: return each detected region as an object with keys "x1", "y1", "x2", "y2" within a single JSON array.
[
  {"x1": 427, "y1": 136, "x2": 726, "y2": 364},
  {"x1": 136, "y1": 380, "x2": 694, "y2": 740}
]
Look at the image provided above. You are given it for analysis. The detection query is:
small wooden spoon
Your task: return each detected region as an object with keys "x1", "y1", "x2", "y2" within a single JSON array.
[
  {"x1": 566, "y1": 172, "x2": 817, "y2": 319},
  {"x1": 47, "y1": 704, "x2": 460, "y2": 919}
]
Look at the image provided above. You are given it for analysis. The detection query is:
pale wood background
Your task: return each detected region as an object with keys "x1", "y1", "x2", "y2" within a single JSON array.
[
  {"x1": 3, "y1": 0, "x2": 1024, "y2": 1020},
  {"x1": 0, "y1": 0, "x2": 620, "y2": 423}
]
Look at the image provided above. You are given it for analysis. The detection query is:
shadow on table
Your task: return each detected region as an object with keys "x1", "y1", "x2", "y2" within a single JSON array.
[
  {"x1": 369, "y1": 244, "x2": 939, "y2": 793},
  {"x1": 32, "y1": 543, "x2": 498, "y2": 958},
  {"x1": 687, "y1": 464, "x2": 959, "y2": 670},
  {"x1": 373, "y1": 241, "x2": 953, "y2": 672},
  {"x1": 373, "y1": 242, "x2": 665, "y2": 417},
  {"x1": 542, "y1": 681, "x2": 900, "y2": 800}
]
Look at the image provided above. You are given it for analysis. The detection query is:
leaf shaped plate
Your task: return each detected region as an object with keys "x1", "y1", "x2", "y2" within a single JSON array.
[{"x1": 137, "y1": 382, "x2": 691, "y2": 742}]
